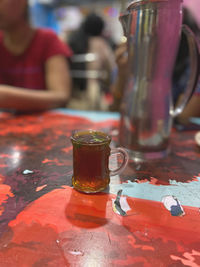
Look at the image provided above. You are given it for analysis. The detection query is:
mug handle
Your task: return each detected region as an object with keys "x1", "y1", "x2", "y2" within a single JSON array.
[
  {"x1": 109, "y1": 147, "x2": 129, "y2": 176},
  {"x1": 173, "y1": 24, "x2": 200, "y2": 117}
]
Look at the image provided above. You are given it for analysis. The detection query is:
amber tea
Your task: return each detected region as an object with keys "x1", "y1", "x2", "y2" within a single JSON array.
[{"x1": 71, "y1": 130, "x2": 129, "y2": 193}]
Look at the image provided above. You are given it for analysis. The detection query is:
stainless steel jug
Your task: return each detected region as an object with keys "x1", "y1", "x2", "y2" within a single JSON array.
[{"x1": 119, "y1": 0, "x2": 199, "y2": 161}]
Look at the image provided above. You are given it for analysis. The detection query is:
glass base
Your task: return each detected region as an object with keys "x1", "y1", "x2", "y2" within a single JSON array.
[
  {"x1": 127, "y1": 147, "x2": 170, "y2": 162},
  {"x1": 72, "y1": 176, "x2": 109, "y2": 194},
  {"x1": 73, "y1": 185, "x2": 107, "y2": 194}
]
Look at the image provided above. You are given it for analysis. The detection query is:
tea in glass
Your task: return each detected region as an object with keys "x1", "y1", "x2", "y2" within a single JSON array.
[{"x1": 71, "y1": 130, "x2": 128, "y2": 193}]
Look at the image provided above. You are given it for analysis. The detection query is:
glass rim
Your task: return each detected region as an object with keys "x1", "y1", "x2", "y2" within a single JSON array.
[{"x1": 70, "y1": 129, "x2": 111, "y2": 145}]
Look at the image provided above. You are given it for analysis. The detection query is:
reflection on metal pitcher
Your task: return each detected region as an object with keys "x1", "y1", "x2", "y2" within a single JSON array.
[{"x1": 119, "y1": 0, "x2": 199, "y2": 161}]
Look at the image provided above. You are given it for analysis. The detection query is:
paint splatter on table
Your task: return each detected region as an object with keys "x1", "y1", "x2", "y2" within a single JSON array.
[{"x1": 0, "y1": 109, "x2": 199, "y2": 267}]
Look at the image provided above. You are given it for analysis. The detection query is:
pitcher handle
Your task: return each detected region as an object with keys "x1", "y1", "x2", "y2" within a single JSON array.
[{"x1": 172, "y1": 24, "x2": 200, "y2": 117}]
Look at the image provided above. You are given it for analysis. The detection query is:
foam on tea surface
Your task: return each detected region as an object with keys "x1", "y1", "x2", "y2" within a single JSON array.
[{"x1": 73, "y1": 130, "x2": 110, "y2": 144}]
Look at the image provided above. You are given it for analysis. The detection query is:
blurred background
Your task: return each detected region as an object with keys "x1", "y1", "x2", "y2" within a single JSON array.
[
  {"x1": 28, "y1": 0, "x2": 200, "y2": 42},
  {"x1": 28, "y1": 0, "x2": 130, "y2": 110},
  {"x1": 29, "y1": 0, "x2": 127, "y2": 45},
  {"x1": 27, "y1": 0, "x2": 200, "y2": 111}
]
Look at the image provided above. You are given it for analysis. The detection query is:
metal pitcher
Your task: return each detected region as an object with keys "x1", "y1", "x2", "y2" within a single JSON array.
[{"x1": 119, "y1": 0, "x2": 199, "y2": 161}]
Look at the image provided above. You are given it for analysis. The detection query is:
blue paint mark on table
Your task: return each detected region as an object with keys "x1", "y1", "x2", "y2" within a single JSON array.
[
  {"x1": 53, "y1": 109, "x2": 120, "y2": 122},
  {"x1": 109, "y1": 177, "x2": 200, "y2": 208}
]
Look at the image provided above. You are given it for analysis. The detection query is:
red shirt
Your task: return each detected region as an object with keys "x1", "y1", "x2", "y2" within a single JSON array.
[{"x1": 0, "y1": 29, "x2": 72, "y2": 90}]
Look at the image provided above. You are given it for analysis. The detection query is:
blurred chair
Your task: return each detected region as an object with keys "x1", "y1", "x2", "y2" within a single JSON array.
[
  {"x1": 68, "y1": 52, "x2": 109, "y2": 110},
  {"x1": 70, "y1": 53, "x2": 107, "y2": 79},
  {"x1": 66, "y1": 12, "x2": 116, "y2": 111}
]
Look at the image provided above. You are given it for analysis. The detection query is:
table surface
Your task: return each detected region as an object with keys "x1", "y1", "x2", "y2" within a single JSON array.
[{"x1": 0, "y1": 108, "x2": 199, "y2": 267}]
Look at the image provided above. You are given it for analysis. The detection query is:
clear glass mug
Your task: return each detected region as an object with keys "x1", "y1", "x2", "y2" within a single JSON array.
[{"x1": 71, "y1": 129, "x2": 129, "y2": 193}]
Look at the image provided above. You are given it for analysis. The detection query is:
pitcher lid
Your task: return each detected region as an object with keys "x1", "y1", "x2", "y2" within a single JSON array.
[{"x1": 127, "y1": 0, "x2": 182, "y2": 10}]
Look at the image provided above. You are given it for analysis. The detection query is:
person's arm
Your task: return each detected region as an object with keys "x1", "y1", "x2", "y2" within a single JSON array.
[
  {"x1": 110, "y1": 42, "x2": 128, "y2": 111},
  {"x1": 0, "y1": 55, "x2": 71, "y2": 112},
  {"x1": 176, "y1": 94, "x2": 200, "y2": 124},
  {"x1": 87, "y1": 37, "x2": 116, "y2": 84}
]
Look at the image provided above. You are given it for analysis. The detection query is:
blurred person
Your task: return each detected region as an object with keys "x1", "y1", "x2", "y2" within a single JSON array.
[
  {"x1": 0, "y1": 0, "x2": 72, "y2": 113},
  {"x1": 173, "y1": 7, "x2": 200, "y2": 124},
  {"x1": 67, "y1": 12, "x2": 116, "y2": 110},
  {"x1": 109, "y1": 39, "x2": 128, "y2": 111}
]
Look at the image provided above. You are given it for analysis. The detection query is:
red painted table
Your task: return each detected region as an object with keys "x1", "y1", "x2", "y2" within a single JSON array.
[{"x1": 0, "y1": 109, "x2": 200, "y2": 267}]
